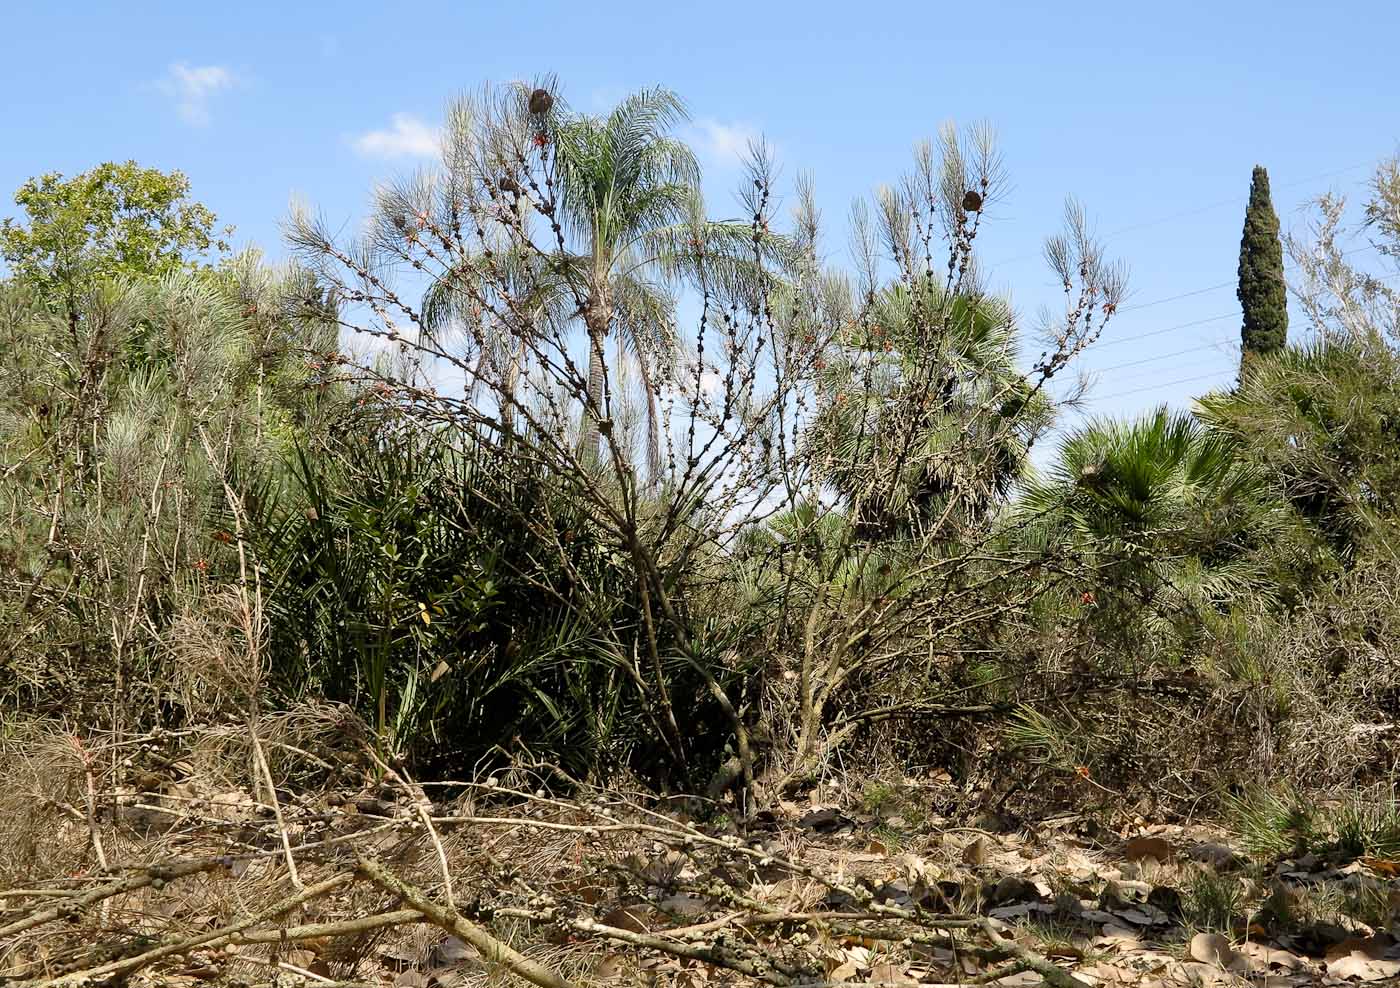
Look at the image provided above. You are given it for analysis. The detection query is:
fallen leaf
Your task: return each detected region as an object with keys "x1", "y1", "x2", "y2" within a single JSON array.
[
  {"x1": 1188, "y1": 842, "x2": 1247, "y2": 872},
  {"x1": 799, "y1": 807, "x2": 853, "y2": 832},
  {"x1": 379, "y1": 943, "x2": 420, "y2": 970},
  {"x1": 869, "y1": 961, "x2": 905, "y2": 982},
  {"x1": 600, "y1": 905, "x2": 652, "y2": 932},
  {"x1": 1188, "y1": 932, "x2": 1236, "y2": 968},
  {"x1": 657, "y1": 893, "x2": 708, "y2": 918},
  {"x1": 593, "y1": 954, "x2": 628, "y2": 981},
  {"x1": 1113, "y1": 907, "x2": 1158, "y2": 926},
  {"x1": 1092, "y1": 930, "x2": 1142, "y2": 952},
  {"x1": 986, "y1": 875, "x2": 1040, "y2": 906},
  {"x1": 1100, "y1": 922, "x2": 1139, "y2": 939},
  {"x1": 1124, "y1": 835, "x2": 1174, "y2": 863},
  {"x1": 963, "y1": 836, "x2": 992, "y2": 866},
  {"x1": 429, "y1": 936, "x2": 480, "y2": 969},
  {"x1": 279, "y1": 949, "x2": 318, "y2": 969},
  {"x1": 1325, "y1": 935, "x2": 1400, "y2": 981},
  {"x1": 1235, "y1": 940, "x2": 1306, "y2": 972},
  {"x1": 994, "y1": 971, "x2": 1041, "y2": 986},
  {"x1": 827, "y1": 959, "x2": 860, "y2": 982},
  {"x1": 1179, "y1": 959, "x2": 1229, "y2": 986},
  {"x1": 1361, "y1": 856, "x2": 1400, "y2": 877}
]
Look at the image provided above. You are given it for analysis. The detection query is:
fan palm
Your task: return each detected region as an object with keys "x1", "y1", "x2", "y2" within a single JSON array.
[
  {"x1": 1196, "y1": 334, "x2": 1400, "y2": 558},
  {"x1": 811, "y1": 279, "x2": 1048, "y2": 536},
  {"x1": 1019, "y1": 407, "x2": 1284, "y2": 629}
]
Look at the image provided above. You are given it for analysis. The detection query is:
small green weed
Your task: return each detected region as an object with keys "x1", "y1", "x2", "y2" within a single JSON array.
[
  {"x1": 1225, "y1": 786, "x2": 1318, "y2": 858},
  {"x1": 1184, "y1": 870, "x2": 1245, "y2": 933}
]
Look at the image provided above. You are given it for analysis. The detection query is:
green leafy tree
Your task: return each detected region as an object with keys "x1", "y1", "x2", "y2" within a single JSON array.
[
  {"x1": 1237, "y1": 165, "x2": 1288, "y2": 363},
  {"x1": 0, "y1": 161, "x2": 228, "y2": 314}
]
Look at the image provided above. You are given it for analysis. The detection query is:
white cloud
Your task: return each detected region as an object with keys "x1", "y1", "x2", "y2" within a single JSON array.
[
  {"x1": 689, "y1": 119, "x2": 762, "y2": 168},
  {"x1": 156, "y1": 63, "x2": 237, "y2": 127},
  {"x1": 352, "y1": 114, "x2": 441, "y2": 159},
  {"x1": 700, "y1": 370, "x2": 724, "y2": 396}
]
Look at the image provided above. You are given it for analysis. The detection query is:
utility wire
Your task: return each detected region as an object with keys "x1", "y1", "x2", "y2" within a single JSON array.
[
  {"x1": 1118, "y1": 244, "x2": 1378, "y2": 314},
  {"x1": 1092, "y1": 340, "x2": 1231, "y2": 374},
  {"x1": 1094, "y1": 248, "x2": 1394, "y2": 354},
  {"x1": 983, "y1": 159, "x2": 1375, "y2": 272},
  {"x1": 1110, "y1": 356, "x2": 1230, "y2": 386},
  {"x1": 1091, "y1": 311, "x2": 1239, "y2": 348},
  {"x1": 1097, "y1": 160, "x2": 1372, "y2": 240},
  {"x1": 1093, "y1": 370, "x2": 1232, "y2": 402}
]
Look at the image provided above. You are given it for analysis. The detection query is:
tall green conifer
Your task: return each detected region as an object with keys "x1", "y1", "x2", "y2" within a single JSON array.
[{"x1": 1237, "y1": 165, "x2": 1288, "y2": 364}]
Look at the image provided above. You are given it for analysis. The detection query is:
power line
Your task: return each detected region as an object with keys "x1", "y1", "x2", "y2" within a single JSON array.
[
  {"x1": 1117, "y1": 243, "x2": 1378, "y2": 313},
  {"x1": 983, "y1": 159, "x2": 1375, "y2": 272},
  {"x1": 1111, "y1": 356, "x2": 1231, "y2": 386},
  {"x1": 1092, "y1": 311, "x2": 1239, "y2": 348},
  {"x1": 1119, "y1": 282, "x2": 1234, "y2": 313},
  {"x1": 1093, "y1": 370, "x2": 1232, "y2": 403},
  {"x1": 1030, "y1": 239, "x2": 1395, "y2": 410},
  {"x1": 1092, "y1": 339, "x2": 1232, "y2": 374},
  {"x1": 1097, "y1": 160, "x2": 1372, "y2": 241},
  {"x1": 1094, "y1": 248, "x2": 1394, "y2": 352}
]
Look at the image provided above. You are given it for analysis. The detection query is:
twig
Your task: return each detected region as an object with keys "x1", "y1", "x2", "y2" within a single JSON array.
[
  {"x1": 67, "y1": 735, "x2": 109, "y2": 875},
  {"x1": 362, "y1": 744, "x2": 454, "y2": 909},
  {"x1": 973, "y1": 917, "x2": 1091, "y2": 988},
  {"x1": 0, "y1": 859, "x2": 228, "y2": 939},
  {"x1": 39, "y1": 873, "x2": 354, "y2": 985},
  {"x1": 232, "y1": 909, "x2": 425, "y2": 944},
  {"x1": 249, "y1": 715, "x2": 303, "y2": 889},
  {"x1": 561, "y1": 915, "x2": 811, "y2": 984},
  {"x1": 354, "y1": 855, "x2": 577, "y2": 988}
]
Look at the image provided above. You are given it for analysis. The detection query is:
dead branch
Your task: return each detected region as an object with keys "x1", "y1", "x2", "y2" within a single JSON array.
[
  {"x1": 32, "y1": 873, "x2": 354, "y2": 986},
  {"x1": 354, "y1": 855, "x2": 577, "y2": 988},
  {"x1": 0, "y1": 858, "x2": 229, "y2": 939}
]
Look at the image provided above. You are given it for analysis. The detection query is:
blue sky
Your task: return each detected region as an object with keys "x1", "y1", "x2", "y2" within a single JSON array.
[{"x1": 3, "y1": 0, "x2": 1397, "y2": 436}]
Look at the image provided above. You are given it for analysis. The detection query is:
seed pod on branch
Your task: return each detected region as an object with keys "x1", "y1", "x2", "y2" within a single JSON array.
[{"x1": 528, "y1": 88, "x2": 554, "y2": 115}]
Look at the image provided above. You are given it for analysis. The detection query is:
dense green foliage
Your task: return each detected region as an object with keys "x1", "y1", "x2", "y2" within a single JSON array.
[
  {"x1": 1199, "y1": 334, "x2": 1400, "y2": 559},
  {"x1": 810, "y1": 282, "x2": 1047, "y2": 536},
  {"x1": 1237, "y1": 165, "x2": 1289, "y2": 362},
  {"x1": 0, "y1": 161, "x2": 227, "y2": 313},
  {"x1": 248, "y1": 423, "x2": 729, "y2": 778},
  {"x1": 1020, "y1": 408, "x2": 1288, "y2": 659},
  {"x1": 4, "y1": 100, "x2": 1400, "y2": 816}
]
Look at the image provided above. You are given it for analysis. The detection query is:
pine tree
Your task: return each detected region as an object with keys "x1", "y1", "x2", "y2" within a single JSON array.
[{"x1": 1237, "y1": 165, "x2": 1288, "y2": 363}]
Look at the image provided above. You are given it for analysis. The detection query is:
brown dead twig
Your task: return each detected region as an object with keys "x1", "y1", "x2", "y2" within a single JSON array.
[
  {"x1": 2, "y1": 716, "x2": 1088, "y2": 987},
  {"x1": 2, "y1": 772, "x2": 1093, "y2": 988}
]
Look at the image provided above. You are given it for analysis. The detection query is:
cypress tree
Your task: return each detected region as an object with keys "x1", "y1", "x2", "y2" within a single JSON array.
[{"x1": 1237, "y1": 165, "x2": 1288, "y2": 363}]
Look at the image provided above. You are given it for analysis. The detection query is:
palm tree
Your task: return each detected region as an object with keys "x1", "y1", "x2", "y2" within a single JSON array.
[
  {"x1": 422, "y1": 85, "x2": 785, "y2": 478},
  {"x1": 810, "y1": 279, "x2": 1049, "y2": 536},
  {"x1": 1018, "y1": 407, "x2": 1286, "y2": 646},
  {"x1": 421, "y1": 243, "x2": 571, "y2": 432}
]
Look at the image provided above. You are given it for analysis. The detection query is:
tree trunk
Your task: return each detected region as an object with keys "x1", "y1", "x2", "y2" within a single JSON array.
[
  {"x1": 634, "y1": 350, "x2": 663, "y2": 485},
  {"x1": 581, "y1": 298, "x2": 609, "y2": 462}
]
